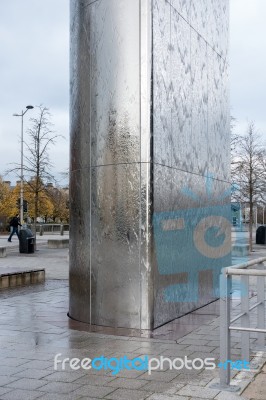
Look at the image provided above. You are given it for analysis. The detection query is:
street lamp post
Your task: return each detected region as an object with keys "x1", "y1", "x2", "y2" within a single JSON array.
[{"x1": 13, "y1": 105, "x2": 34, "y2": 224}]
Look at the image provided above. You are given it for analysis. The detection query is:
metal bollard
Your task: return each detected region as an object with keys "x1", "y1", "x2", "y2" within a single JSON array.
[{"x1": 219, "y1": 270, "x2": 232, "y2": 388}]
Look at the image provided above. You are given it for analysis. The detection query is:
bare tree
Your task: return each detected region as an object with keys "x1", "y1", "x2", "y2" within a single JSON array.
[
  {"x1": 231, "y1": 122, "x2": 266, "y2": 251},
  {"x1": 8, "y1": 106, "x2": 61, "y2": 245},
  {"x1": 25, "y1": 106, "x2": 62, "y2": 240}
]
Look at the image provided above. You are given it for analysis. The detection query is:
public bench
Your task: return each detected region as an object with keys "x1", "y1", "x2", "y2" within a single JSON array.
[{"x1": 47, "y1": 239, "x2": 69, "y2": 249}]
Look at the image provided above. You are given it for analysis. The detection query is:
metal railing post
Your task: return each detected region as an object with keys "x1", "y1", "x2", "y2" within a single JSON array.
[
  {"x1": 60, "y1": 224, "x2": 64, "y2": 236},
  {"x1": 257, "y1": 274, "x2": 265, "y2": 348},
  {"x1": 220, "y1": 269, "x2": 232, "y2": 387},
  {"x1": 241, "y1": 275, "x2": 250, "y2": 362}
]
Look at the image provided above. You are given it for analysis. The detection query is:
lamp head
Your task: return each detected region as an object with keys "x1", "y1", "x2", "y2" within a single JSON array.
[{"x1": 26, "y1": 105, "x2": 34, "y2": 110}]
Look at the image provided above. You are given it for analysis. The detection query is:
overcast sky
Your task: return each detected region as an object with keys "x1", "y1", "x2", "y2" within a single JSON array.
[
  {"x1": 0, "y1": 0, "x2": 265, "y2": 185},
  {"x1": 0, "y1": 0, "x2": 69, "y2": 186},
  {"x1": 230, "y1": 0, "x2": 266, "y2": 136}
]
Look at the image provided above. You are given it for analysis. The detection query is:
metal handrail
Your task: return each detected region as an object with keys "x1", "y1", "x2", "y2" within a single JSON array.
[
  {"x1": 27, "y1": 224, "x2": 69, "y2": 235},
  {"x1": 224, "y1": 257, "x2": 266, "y2": 270},
  {"x1": 219, "y1": 257, "x2": 266, "y2": 389}
]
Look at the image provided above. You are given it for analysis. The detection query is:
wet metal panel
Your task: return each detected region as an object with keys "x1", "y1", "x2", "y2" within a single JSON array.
[
  {"x1": 90, "y1": 0, "x2": 140, "y2": 167},
  {"x1": 69, "y1": 168, "x2": 91, "y2": 323},
  {"x1": 152, "y1": 0, "x2": 230, "y2": 327},
  {"x1": 153, "y1": 167, "x2": 231, "y2": 327},
  {"x1": 207, "y1": 49, "x2": 230, "y2": 181},
  {"x1": 190, "y1": 30, "x2": 208, "y2": 176},
  {"x1": 171, "y1": 6, "x2": 192, "y2": 172},
  {"x1": 91, "y1": 164, "x2": 141, "y2": 328},
  {"x1": 171, "y1": 0, "x2": 191, "y2": 22},
  {"x1": 153, "y1": 0, "x2": 172, "y2": 167}
]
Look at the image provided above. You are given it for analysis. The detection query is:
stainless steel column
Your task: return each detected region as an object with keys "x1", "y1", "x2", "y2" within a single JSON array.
[
  {"x1": 69, "y1": 0, "x2": 153, "y2": 329},
  {"x1": 69, "y1": 0, "x2": 230, "y2": 329}
]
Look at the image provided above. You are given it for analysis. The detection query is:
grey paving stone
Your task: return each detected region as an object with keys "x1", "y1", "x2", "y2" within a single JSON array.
[
  {"x1": 160, "y1": 349, "x2": 194, "y2": 357},
  {"x1": 165, "y1": 367, "x2": 202, "y2": 379},
  {"x1": 111, "y1": 369, "x2": 147, "y2": 379},
  {"x1": 76, "y1": 398, "x2": 101, "y2": 400},
  {"x1": 12, "y1": 369, "x2": 54, "y2": 380},
  {"x1": 70, "y1": 374, "x2": 115, "y2": 386},
  {"x1": 11, "y1": 351, "x2": 55, "y2": 361},
  {"x1": 185, "y1": 345, "x2": 216, "y2": 353},
  {"x1": 106, "y1": 343, "x2": 142, "y2": 352},
  {"x1": 172, "y1": 372, "x2": 215, "y2": 386},
  {"x1": 179, "y1": 338, "x2": 209, "y2": 346},
  {"x1": 0, "y1": 387, "x2": 12, "y2": 396},
  {"x1": 107, "y1": 377, "x2": 147, "y2": 389},
  {"x1": 0, "y1": 388, "x2": 44, "y2": 400},
  {"x1": 37, "y1": 381, "x2": 80, "y2": 394},
  {"x1": 214, "y1": 391, "x2": 245, "y2": 400},
  {"x1": 105, "y1": 388, "x2": 151, "y2": 400},
  {"x1": 107, "y1": 351, "x2": 151, "y2": 360},
  {"x1": 41, "y1": 370, "x2": 86, "y2": 383},
  {"x1": 177, "y1": 384, "x2": 220, "y2": 399},
  {"x1": 135, "y1": 343, "x2": 167, "y2": 351},
  {"x1": 146, "y1": 395, "x2": 189, "y2": 400},
  {"x1": 1, "y1": 357, "x2": 30, "y2": 367},
  {"x1": 132, "y1": 348, "x2": 163, "y2": 356},
  {"x1": 195, "y1": 329, "x2": 218, "y2": 336},
  {"x1": 152, "y1": 345, "x2": 189, "y2": 354},
  {"x1": 22, "y1": 360, "x2": 52, "y2": 370},
  {"x1": 37, "y1": 394, "x2": 88, "y2": 400},
  {"x1": 189, "y1": 352, "x2": 219, "y2": 360},
  {"x1": 49, "y1": 363, "x2": 112, "y2": 376},
  {"x1": 141, "y1": 381, "x2": 183, "y2": 393},
  {"x1": 71, "y1": 384, "x2": 116, "y2": 398},
  {"x1": 130, "y1": 338, "x2": 176, "y2": 344},
  {"x1": 0, "y1": 365, "x2": 26, "y2": 376},
  {"x1": 137, "y1": 371, "x2": 178, "y2": 382},
  {"x1": 0, "y1": 375, "x2": 18, "y2": 386},
  {"x1": 5, "y1": 377, "x2": 49, "y2": 390},
  {"x1": 207, "y1": 341, "x2": 220, "y2": 347}
]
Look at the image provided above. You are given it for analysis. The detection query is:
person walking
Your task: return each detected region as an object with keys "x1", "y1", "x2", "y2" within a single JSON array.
[{"x1": 8, "y1": 215, "x2": 22, "y2": 242}]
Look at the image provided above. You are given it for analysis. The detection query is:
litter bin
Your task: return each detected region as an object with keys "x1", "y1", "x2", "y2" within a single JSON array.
[
  {"x1": 256, "y1": 226, "x2": 266, "y2": 244},
  {"x1": 18, "y1": 228, "x2": 35, "y2": 253}
]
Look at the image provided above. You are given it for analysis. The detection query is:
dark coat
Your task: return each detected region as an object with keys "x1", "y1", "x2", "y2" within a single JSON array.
[{"x1": 10, "y1": 217, "x2": 22, "y2": 228}]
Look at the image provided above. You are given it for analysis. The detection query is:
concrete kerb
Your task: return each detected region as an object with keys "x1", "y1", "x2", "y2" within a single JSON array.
[{"x1": 0, "y1": 269, "x2": 45, "y2": 289}]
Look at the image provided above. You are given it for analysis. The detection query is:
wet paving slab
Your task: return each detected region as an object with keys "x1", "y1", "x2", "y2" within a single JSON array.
[{"x1": 0, "y1": 280, "x2": 260, "y2": 400}]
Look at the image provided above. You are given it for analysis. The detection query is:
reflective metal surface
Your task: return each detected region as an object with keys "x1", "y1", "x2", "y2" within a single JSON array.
[{"x1": 69, "y1": 0, "x2": 230, "y2": 329}]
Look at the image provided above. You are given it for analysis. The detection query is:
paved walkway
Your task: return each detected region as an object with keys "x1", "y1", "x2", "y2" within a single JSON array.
[
  {"x1": 0, "y1": 232, "x2": 265, "y2": 400},
  {"x1": 0, "y1": 234, "x2": 69, "y2": 280}
]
